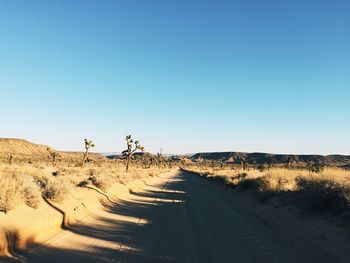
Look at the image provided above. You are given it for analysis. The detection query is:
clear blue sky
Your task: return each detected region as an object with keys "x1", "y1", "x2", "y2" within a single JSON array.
[{"x1": 1, "y1": 0, "x2": 349, "y2": 155}]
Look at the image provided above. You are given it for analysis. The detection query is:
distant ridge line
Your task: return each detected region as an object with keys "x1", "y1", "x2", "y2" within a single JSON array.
[{"x1": 191, "y1": 152, "x2": 350, "y2": 166}]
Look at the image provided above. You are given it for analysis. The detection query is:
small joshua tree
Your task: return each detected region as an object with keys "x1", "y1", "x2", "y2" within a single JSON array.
[
  {"x1": 47, "y1": 147, "x2": 60, "y2": 166},
  {"x1": 82, "y1": 139, "x2": 95, "y2": 167},
  {"x1": 156, "y1": 152, "x2": 164, "y2": 168},
  {"x1": 238, "y1": 153, "x2": 248, "y2": 171},
  {"x1": 122, "y1": 135, "x2": 144, "y2": 171},
  {"x1": 306, "y1": 160, "x2": 325, "y2": 173},
  {"x1": 265, "y1": 154, "x2": 275, "y2": 170}
]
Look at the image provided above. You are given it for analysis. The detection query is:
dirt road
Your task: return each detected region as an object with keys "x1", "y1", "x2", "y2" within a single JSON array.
[{"x1": 5, "y1": 170, "x2": 350, "y2": 262}]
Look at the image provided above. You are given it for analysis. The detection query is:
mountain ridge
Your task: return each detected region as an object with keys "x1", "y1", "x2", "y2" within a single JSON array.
[{"x1": 191, "y1": 151, "x2": 350, "y2": 166}]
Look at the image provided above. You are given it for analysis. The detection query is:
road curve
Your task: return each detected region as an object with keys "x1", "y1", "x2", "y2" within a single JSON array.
[{"x1": 6, "y1": 170, "x2": 348, "y2": 262}]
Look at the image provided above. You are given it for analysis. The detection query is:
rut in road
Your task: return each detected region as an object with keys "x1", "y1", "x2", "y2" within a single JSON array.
[{"x1": 4, "y1": 170, "x2": 345, "y2": 263}]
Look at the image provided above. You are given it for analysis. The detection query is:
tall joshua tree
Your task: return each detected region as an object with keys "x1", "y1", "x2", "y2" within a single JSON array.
[
  {"x1": 47, "y1": 147, "x2": 60, "y2": 166},
  {"x1": 122, "y1": 135, "x2": 144, "y2": 171},
  {"x1": 82, "y1": 139, "x2": 95, "y2": 167}
]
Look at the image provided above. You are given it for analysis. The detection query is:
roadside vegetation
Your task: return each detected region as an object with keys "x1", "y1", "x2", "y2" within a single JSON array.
[
  {"x1": 183, "y1": 164, "x2": 350, "y2": 215},
  {"x1": 0, "y1": 162, "x2": 174, "y2": 214},
  {"x1": 0, "y1": 135, "x2": 177, "y2": 214}
]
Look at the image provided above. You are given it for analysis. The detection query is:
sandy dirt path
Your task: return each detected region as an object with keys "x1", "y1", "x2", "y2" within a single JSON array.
[{"x1": 4, "y1": 170, "x2": 350, "y2": 262}]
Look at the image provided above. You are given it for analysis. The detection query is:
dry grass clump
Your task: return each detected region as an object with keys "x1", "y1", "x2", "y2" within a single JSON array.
[
  {"x1": 33, "y1": 174, "x2": 71, "y2": 203},
  {"x1": 0, "y1": 172, "x2": 41, "y2": 213}
]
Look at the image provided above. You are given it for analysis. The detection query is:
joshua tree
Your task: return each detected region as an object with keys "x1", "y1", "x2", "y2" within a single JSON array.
[
  {"x1": 47, "y1": 148, "x2": 60, "y2": 166},
  {"x1": 265, "y1": 154, "x2": 275, "y2": 170},
  {"x1": 156, "y1": 152, "x2": 164, "y2": 168},
  {"x1": 122, "y1": 135, "x2": 144, "y2": 171},
  {"x1": 238, "y1": 153, "x2": 248, "y2": 170},
  {"x1": 82, "y1": 139, "x2": 95, "y2": 167},
  {"x1": 306, "y1": 160, "x2": 325, "y2": 173}
]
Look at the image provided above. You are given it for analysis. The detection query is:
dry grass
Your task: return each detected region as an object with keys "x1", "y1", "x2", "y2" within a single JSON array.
[
  {"x1": 185, "y1": 165, "x2": 350, "y2": 213},
  {"x1": 0, "y1": 172, "x2": 41, "y2": 213},
  {"x1": 0, "y1": 162, "x2": 172, "y2": 213}
]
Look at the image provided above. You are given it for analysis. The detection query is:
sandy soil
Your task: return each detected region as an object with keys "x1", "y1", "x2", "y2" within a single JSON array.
[{"x1": 2, "y1": 169, "x2": 350, "y2": 262}]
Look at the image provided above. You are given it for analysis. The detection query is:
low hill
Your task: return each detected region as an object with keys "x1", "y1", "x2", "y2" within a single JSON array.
[
  {"x1": 0, "y1": 138, "x2": 107, "y2": 163},
  {"x1": 191, "y1": 152, "x2": 350, "y2": 166}
]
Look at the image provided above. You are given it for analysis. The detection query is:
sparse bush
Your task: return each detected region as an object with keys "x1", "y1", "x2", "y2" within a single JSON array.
[
  {"x1": 296, "y1": 177, "x2": 347, "y2": 213},
  {"x1": 47, "y1": 147, "x2": 60, "y2": 166},
  {"x1": 34, "y1": 174, "x2": 70, "y2": 203},
  {"x1": 88, "y1": 175, "x2": 111, "y2": 192},
  {"x1": 0, "y1": 173, "x2": 41, "y2": 213},
  {"x1": 77, "y1": 180, "x2": 89, "y2": 188}
]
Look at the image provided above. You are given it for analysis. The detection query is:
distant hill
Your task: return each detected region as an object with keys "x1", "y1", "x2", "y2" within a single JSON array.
[
  {"x1": 106, "y1": 152, "x2": 155, "y2": 160},
  {"x1": 0, "y1": 138, "x2": 107, "y2": 163},
  {"x1": 191, "y1": 152, "x2": 350, "y2": 166}
]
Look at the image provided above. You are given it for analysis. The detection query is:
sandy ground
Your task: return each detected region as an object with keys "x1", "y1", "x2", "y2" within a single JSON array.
[{"x1": 2, "y1": 169, "x2": 350, "y2": 263}]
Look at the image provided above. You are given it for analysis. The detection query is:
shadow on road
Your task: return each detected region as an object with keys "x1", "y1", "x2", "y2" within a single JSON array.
[{"x1": 7, "y1": 172, "x2": 188, "y2": 263}]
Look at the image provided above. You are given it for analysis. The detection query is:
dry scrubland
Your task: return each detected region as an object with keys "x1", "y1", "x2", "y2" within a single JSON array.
[
  {"x1": 0, "y1": 162, "x2": 171, "y2": 213},
  {"x1": 184, "y1": 165, "x2": 350, "y2": 215},
  {"x1": 0, "y1": 161, "x2": 174, "y2": 256}
]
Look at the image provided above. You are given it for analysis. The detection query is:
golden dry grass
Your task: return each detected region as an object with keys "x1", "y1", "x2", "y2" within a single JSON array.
[{"x1": 0, "y1": 162, "x2": 172, "y2": 213}]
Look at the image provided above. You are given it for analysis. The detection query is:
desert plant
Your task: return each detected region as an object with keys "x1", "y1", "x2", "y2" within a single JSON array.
[
  {"x1": 306, "y1": 160, "x2": 325, "y2": 173},
  {"x1": 34, "y1": 175, "x2": 69, "y2": 202},
  {"x1": 157, "y1": 152, "x2": 164, "y2": 168},
  {"x1": 82, "y1": 139, "x2": 95, "y2": 167},
  {"x1": 296, "y1": 177, "x2": 346, "y2": 212},
  {"x1": 265, "y1": 154, "x2": 275, "y2": 170},
  {"x1": 122, "y1": 135, "x2": 144, "y2": 171},
  {"x1": 257, "y1": 164, "x2": 265, "y2": 172},
  {"x1": 238, "y1": 153, "x2": 248, "y2": 170},
  {"x1": 252, "y1": 160, "x2": 257, "y2": 170},
  {"x1": 47, "y1": 147, "x2": 60, "y2": 166},
  {"x1": 0, "y1": 173, "x2": 41, "y2": 213}
]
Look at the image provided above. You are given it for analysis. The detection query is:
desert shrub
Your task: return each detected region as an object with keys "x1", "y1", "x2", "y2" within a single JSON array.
[
  {"x1": 0, "y1": 173, "x2": 41, "y2": 212},
  {"x1": 33, "y1": 174, "x2": 70, "y2": 203},
  {"x1": 77, "y1": 180, "x2": 89, "y2": 187},
  {"x1": 88, "y1": 176, "x2": 111, "y2": 192},
  {"x1": 295, "y1": 177, "x2": 348, "y2": 213}
]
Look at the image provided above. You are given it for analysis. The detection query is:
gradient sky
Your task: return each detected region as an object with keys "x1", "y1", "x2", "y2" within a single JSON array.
[{"x1": 1, "y1": 0, "x2": 349, "y2": 155}]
